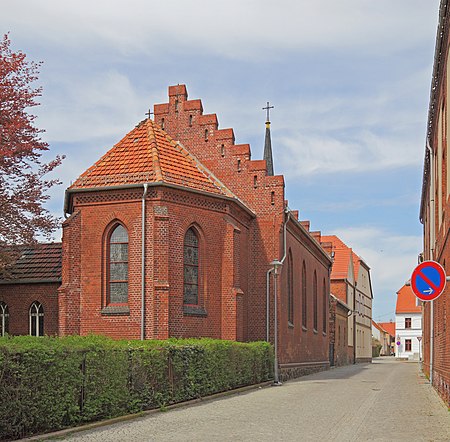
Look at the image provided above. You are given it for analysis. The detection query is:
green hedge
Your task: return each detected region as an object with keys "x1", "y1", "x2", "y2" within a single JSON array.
[{"x1": 0, "y1": 336, "x2": 273, "y2": 440}]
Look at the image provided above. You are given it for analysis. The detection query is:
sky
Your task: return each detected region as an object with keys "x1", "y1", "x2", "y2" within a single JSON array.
[{"x1": 2, "y1": 0, "x2": 441, "y2": 321}]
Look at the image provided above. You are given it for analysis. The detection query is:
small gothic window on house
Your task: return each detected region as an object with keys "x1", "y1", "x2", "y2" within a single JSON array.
[
  {"x1": 237, "y1": 159, "x2": 241, "y2": 172},
  {"x1": 0, "y1": 302, "x2": 9, "y2": 336},
  {"x1": 271, "y1": 191, "x2": 275, "y2": 205},
  {"x1": 161, "y1": 118, "x2": 165, "y2": 130},
  {"x1": 175, "y1": 99, "x2": 179, "y2": 112},
  {"x1": 221, "y1": 144, "x2": 225, "y2": 157},
  {"x1": 254, "y1": 175, "x2": 258, "y2": 188},
  {"x1": 109, "y1": 224, "x2": 129, "y2": 304},
  {"x1": 205, "y1": 129, "x2": 209, "y2": 141},
  {"x1": 29, "y1": 301, "x2": 44, "y2": 336},
  {"x1": 184, "y1": 228, "x2": 199, "y2": 305},
  {"x1": 189, "y1": 115, "x2": 193, "y2": 127}
]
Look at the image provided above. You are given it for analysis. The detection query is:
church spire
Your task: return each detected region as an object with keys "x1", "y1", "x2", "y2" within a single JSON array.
[{"x1": 262, "y1": 101, "x2": 274, "y2": 176}]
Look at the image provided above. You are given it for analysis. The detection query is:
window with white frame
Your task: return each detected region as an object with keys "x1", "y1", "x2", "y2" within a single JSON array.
[
  {"x1": 29, "y1": 301, "x2": 44, "y2": 336},
  {"x1": 0, "y1": 302, "x2": 9, "y2": 336}
]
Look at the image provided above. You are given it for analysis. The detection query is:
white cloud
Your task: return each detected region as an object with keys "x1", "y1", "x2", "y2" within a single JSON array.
[
  {"x1": 2, "y1": 0, "x2": 438, "y2": 60},
  {"x1": 38, "y1": 70, "x2": 148, "y2": 143},
  {"x1": 330, "y1": 226, "x2": 422, "y2": 319},
  {"x1": 279, "y1": 129, "x2": 422, "y2": 177}
]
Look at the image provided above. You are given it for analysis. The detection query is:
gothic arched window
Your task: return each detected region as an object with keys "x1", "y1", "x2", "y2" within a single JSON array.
[
  {"x1": 323, "y1": 278, "x2": 327, "y2": 333},
  {"x1": 287, "y1": 250, "x2": 293, "y2": 326},
  {"x1": 29, "y1": 301, "x2": 44, "y2": 336},
  {"x1": 0, "y1": 302, "x2": 9, "y2": 336},
  {"x1": 313, "y1": 271, "x2": 318, "y2": 331},
  {"x1": 108, "y1": 224, "x2": 129, "y2": 304},
  {"x1": 302, "y1": 261, "x2": 307, "y2": 328},
  {"x1": 184, "y1": 227, "x2": 199, "y2": 305}
]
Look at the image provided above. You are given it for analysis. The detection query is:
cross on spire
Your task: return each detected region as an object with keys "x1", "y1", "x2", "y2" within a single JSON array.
[
  {"x1": 262, "y1": 101, "x2": 274, "y2": 123},
  {"x1": 145, "y1": 109, "x2": 154, "y2": 119},
  {"x1": 262, "y1": 101, "x2": 274, "y2": 176}
]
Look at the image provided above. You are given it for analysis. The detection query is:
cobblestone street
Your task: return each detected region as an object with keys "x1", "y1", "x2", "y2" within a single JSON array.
[{"x1": 49, "y1": 358, "x2": 450, "y2": 442}]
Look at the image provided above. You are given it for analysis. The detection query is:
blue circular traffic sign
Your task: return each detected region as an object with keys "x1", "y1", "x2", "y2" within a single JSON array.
[{"x1": 411, "y1": 261, "x2": 446, "y2": 301}]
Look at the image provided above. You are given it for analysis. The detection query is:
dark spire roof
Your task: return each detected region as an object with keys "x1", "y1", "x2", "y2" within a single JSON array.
[{"x1": 263, "y1": 102, "x2": 274, "y2": 176}]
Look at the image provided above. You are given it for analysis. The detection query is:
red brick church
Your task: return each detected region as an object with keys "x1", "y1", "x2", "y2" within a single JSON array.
[{"x1": 1, "y1": 85, "x2": 332, "y2": 378}]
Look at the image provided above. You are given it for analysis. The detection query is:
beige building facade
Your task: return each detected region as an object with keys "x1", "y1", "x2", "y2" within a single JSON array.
[{"x1": 354, "y1": 258, "x2": 373, "y2": 362}]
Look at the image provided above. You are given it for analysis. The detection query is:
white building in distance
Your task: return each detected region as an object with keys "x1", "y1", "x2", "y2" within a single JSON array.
[{"x1": 395, "y1": 285, "x2": 422, "y2": 360}]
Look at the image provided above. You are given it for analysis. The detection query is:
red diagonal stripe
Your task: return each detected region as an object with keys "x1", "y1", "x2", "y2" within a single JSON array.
[{"x1": 418, "y1": 270, "x2": 440, "y2": 293}]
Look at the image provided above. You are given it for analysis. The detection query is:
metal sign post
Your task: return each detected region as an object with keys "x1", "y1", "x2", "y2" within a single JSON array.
[{"x1": 417, "y1": 336, "x2": 422, "y2": 363}]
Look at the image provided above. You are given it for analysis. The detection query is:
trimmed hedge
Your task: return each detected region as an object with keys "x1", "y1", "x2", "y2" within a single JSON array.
[{"x1": 0, "y1": 336, "x2": 273, "y2": 440}]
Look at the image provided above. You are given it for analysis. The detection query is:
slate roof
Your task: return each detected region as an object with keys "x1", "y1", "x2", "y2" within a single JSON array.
[
  {"x1": 70, "y1": 118, "x2": 237, "y2": 199},
  {"x1": 0, "y1": 243, "x2": 62, "y2": 283},
  {"x1": 396, "y1": 284, "x2": 421, "y2": 314}
]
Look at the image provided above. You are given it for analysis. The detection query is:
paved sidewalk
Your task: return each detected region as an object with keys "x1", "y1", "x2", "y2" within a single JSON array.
[{"x1": 52, "y1": 358, "x2": 450, "y2": 441}]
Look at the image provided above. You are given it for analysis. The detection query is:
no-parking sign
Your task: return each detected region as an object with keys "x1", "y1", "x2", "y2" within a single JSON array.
[{"x1": 411, "y1": 261, "x2": 446, "y2": 302}]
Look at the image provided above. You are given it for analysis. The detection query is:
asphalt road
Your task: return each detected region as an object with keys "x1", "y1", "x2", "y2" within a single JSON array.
[{"x1": 53, "y1": 358, "x2": 450, "y2": 442}]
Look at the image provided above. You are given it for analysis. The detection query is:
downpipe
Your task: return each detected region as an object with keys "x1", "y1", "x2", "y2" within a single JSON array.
[
  {"x1": 268, "y1": 208, "x2": 291, "y2": 385},
  {"x1": 426, "y1": 139, "x2": 435, "y2": 384},
  {"x1": 141, "y1": 183, "x2": 149, "y2": 340}
]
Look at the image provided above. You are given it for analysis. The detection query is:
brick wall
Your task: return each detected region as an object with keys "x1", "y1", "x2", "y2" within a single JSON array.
[
  {"x1": 329, "y1": 297, "x2": 350, "y2": 366},
  {"x1": 62, "y1": 186, "x2": 252, "y2": 341},
  {"x1": 277, "y1": 223, "x2": 330, "y2": 367},
  {"x1": 0, "y1": 282, "x2": 59, "y2": 336},
  {"x1": 423, "y1": 231, "x2": 450, "y2": 406},
  {"x1": 154, "y1": 85, "x2": 286, "y2": 344}
]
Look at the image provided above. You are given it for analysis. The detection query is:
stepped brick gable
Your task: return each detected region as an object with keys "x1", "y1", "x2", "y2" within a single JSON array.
[{"x1": 53, "y1": 84, "x2": 332, "y2": 378}]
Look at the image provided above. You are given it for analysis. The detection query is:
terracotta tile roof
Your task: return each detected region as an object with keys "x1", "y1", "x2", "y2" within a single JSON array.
[
  {"x1": 396, "y1": 284, "x2": 421, "y2": 314},
  {"x1": 373, "y1": 320, "x2": 387, "y2": 334},
  {"x1": 70, "y1": 119, "x2": 237, "y2": 199},
  {"x1": 0, "y1": 243, "x2": 62, "y2": 283},
  {"x1": 378, "y1": 321, "x2": 395, "y2": 337},
  {"x1": 321, "y1": 235, "x2": 353, "y2": 280},
  {"x1": 353, "y1": 254, "x2": 361, "y2": 279},
  {"x1": 322, "y1": 235, "x2": 347, "y2": 249}
]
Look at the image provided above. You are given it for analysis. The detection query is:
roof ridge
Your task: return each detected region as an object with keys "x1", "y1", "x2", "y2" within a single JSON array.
[{"x1": 147, "y1": 120, "x2": 163, "y2": 182}]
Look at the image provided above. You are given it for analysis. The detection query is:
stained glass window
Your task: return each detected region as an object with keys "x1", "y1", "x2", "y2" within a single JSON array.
[
  {"x1": 29, "y1": 301, "x2": 44, "y2": 336},
  {"x1": 109, "y1": 224, "x2": 128, "y2": 304},
  {"x1": 184, "y1": 228, "x2": 199, "y2": 305},
  {"x1": 0, "y1": 302, "x2": 9, "y2": 336}
]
